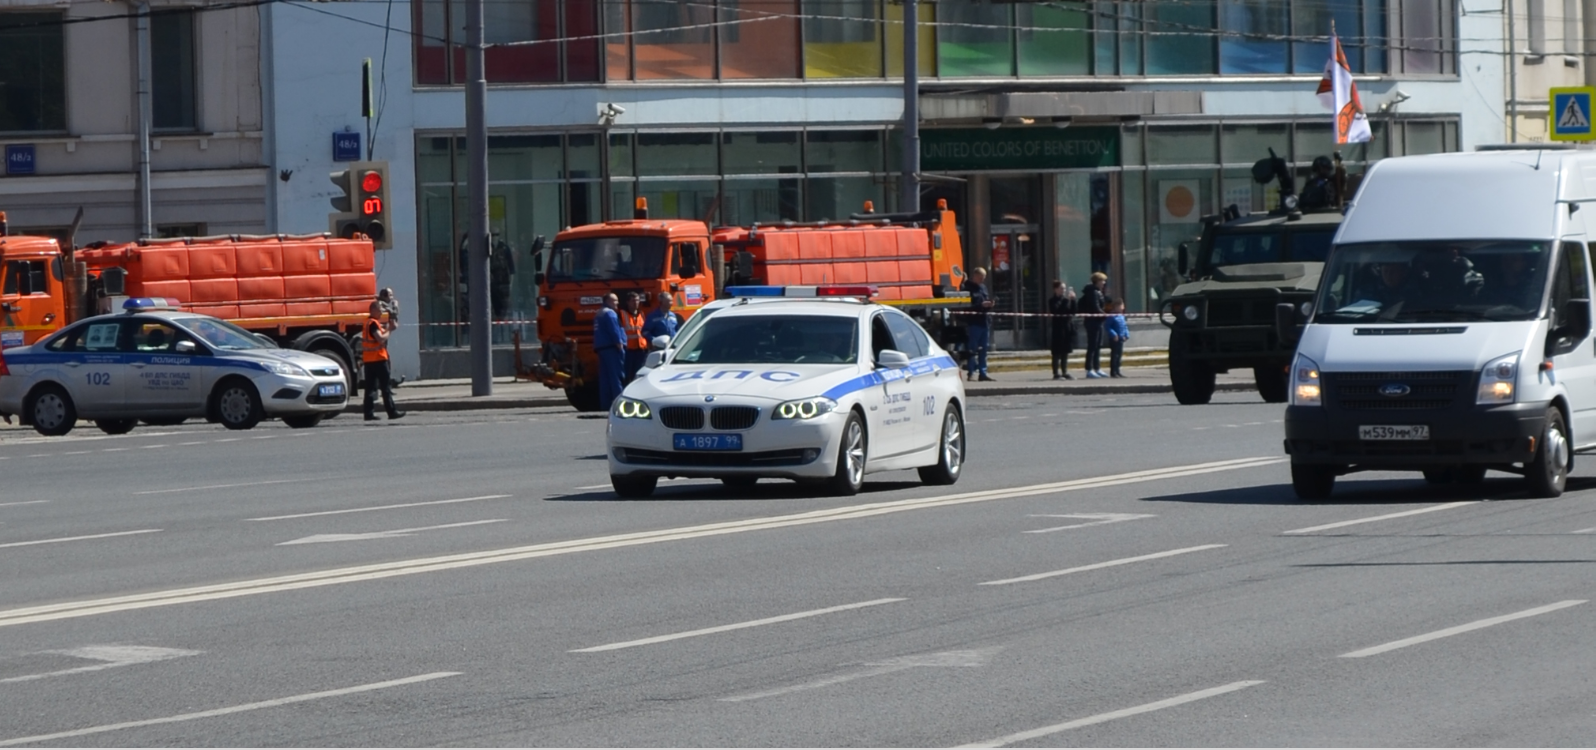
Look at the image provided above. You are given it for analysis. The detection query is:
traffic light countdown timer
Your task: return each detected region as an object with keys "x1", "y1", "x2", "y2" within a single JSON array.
[{"x1": 328, "y1": 160, "x2": 392, "y2": 249}]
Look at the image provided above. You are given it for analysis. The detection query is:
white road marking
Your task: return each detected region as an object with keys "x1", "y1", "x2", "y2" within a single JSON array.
[
  {"x1": 1573, "y1": 527, "x2": 1596, "y2": 534},
  {"x1": 141, "y1": 444, "x2": 168, "y2": 449},
  {"x1": 0, "y1": 672, "x2": 460, "y2": 747},
  {"x1": 177, "y1": 441, "x2": 207, "y2": 446},
  {"x1": 1023, "y1": 513, "x2": 1156, "y2": 534},
  {"x1": 720, "y1": 648, "x2": 997, "y2": 703},
  {"x1": 248, "y1": 494, "x2": 512, "y2": 522},
  {"x1": 0, "y1": 529, "x2": 161, "y2": 550},
  {"x1": 101, "y1": 448, "x2": 129, "y2": 452},
  {"x1": 955, "y1": 680, "x2": 1267, "y2": 748},
  {"x1": 215, "y1": 438, "x2": 241, "y2": 443},
  {"x1": 572, "y1": 598, "x2": 905, "y2": 653},
  {"x1": 0, "y1": 457, "x2": 1280, "y2": 629},
  {"x1": 1283, "y1": 501, "x2": 1477, "y2": 535},
  {"x1": 0, "y1": 501, "x2": 48, "y2": 508},
  {"x1": 135, "y1": 479, "x2": 316, "y2": 496},
  {"x1": 277, "y1": 519, "x2": 506, "y2": 546},
  {"x1": 980, "y1": 545, "x2": 1229, "y2": 586},
  {"x1": 1340, "y1": 600, "x2": 1586, "y2": 658},
  {"x1": 0, "y1": 645, "x2": 201, "y2": 684},
  {"x1": 59, "y1": 451, "x2": 90, "y2": 456}
]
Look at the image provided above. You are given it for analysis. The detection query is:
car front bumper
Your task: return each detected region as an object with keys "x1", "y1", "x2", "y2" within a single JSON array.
[
  {"x1": 607, "y1": 406, "x2": 845, "y2": 480},
  {"x1": 258, "y1": 374, "x2": 349, "y2": 416},
  {"x1": 1284, "y1": 401, "x2": 1546, "y2": 469}
]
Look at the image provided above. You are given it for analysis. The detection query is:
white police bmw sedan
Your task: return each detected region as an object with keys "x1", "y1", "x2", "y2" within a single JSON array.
[{"x1": 606, "y1": 286, "x2": 967, "y2": 498}]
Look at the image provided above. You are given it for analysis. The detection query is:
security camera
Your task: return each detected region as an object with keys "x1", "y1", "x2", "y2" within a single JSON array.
[
  {"x1": 598, "y1": 102, "x2": 626, "y2": 126},
  {"x1": 606, "y1": 103, "x2": 625, "y2": 116}
]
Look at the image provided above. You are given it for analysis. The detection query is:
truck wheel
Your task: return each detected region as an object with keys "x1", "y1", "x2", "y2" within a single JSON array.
[
  {"x1": 917, "y1": 404, "x2": 964, "y2": 486},
  {"x1": 1527, "y1": 407, "x2": 1570, "y2": 498},
  {"x1": 566, "y1": 382, "x2": 602, "y2": 412},
  {"x1": 611, "y1": 475, "x2": 657, "y2": 498},
  {"x1": 95, "y1": 419, "x2": 137, "y2": 435},
  {"x1": 213, "y1": 379, "x2": 264, "y2": 431},
  {"x1": 826, "y1": 412, "x2": 868, "y2": 496},
  {"x1": 1253, "y1": 365, "x2": 1290, "y2": 403},
  {"x1": 1291, "y1": 463, "x2": 1337, "y2": 500},
  {"x1": 1169, "y1": 335, "x2": 1215, "y2": 405},
  {"x1": 28, "y1": 384, "x2": 76, "y2": 436}
]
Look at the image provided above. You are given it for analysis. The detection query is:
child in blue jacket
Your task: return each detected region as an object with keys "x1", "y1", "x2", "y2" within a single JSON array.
[{"x1": 1104, "y1": 297, "x2": 1130, "y2": 378}]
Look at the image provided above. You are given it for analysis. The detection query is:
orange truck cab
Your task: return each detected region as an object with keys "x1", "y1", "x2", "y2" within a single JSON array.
[
  {"x1": 530, "y1": 199, "x2": 970, "y2": 412},
  {"x1": 0, "y1": 231, "x2": 69, "y2": 349}
]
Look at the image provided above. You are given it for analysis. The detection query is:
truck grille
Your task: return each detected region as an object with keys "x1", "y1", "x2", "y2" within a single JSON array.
[
  {"x1": 1326, "y1": 370, "x2": 1469, "y2": 411},
  {"x1": 659, "y1": 406, "x2": 705, "y2": 430},
  {"x1": 710, "y1": 406, "x2": 760, "y2": 430}
]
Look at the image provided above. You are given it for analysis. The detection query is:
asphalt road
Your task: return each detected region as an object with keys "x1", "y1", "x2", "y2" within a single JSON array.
[{"x1": 3, "y1": 394, "x2": 1596, "y2": 746}]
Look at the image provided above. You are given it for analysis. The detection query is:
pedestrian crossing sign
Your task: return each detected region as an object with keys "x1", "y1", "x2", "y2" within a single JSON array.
[{"x1": 1551, "y1": 87, "x2": 1596, "y2": 141}]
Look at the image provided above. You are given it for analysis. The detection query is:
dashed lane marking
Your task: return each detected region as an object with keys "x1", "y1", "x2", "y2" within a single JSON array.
[
  {"x1": 955, "y1": 680, "x2": 1267, "y2": 748},
  {"x1": 135, "y1": 479, "x2": 313, "y2": 496},
  {"x1": 1282, "y1": 502, "x2": 1478, "y2": 535},
  {"x1": 979, "y1": 544, "x2": 1228, "y2": 586},
  {"x1": 247, "y1": 494, "x2": 512, "y2": 522},
  {"x1": 0, "y1": 529, "x2": 161, "y2": 550},
  {"x1": 573, "y1": 598, "x2": 905, "y2": 653},
  {"x1": 1340, "y1": 601, "x2": 1586, "y2": 658}
]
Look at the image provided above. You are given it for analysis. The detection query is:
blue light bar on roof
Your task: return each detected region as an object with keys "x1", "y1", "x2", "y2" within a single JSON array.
[
  {"x1": 722, "y1": 286, "x2": 784, "y2": 297},
  {"x1": 122, "y1": 297, "x2": 180, "y2": 311},
  {"x1": 721, "y1": 285, "x2": 877, "y2": 299}
]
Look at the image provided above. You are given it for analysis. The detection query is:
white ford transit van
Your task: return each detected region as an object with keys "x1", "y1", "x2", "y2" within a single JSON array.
[{"x1": 1284, "y1": 146, "x2": 1596, "y2": 499}]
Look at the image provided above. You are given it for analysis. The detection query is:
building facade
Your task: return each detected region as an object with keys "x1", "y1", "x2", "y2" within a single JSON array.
[
  {"x1": 1503, "y1": 0, "x2": 1592, "y2": 141},
  {"x1": 264, "y1": 0, "x2": 1506, "y2": 376},
  {"x1": 0, "y1": 1, "x2": 267, "y2": 244}
]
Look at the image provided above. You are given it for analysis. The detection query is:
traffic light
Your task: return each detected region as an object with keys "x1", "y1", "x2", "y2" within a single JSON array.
[{"x1": 328, "y1": 160, "x2": 391, "y2": 249}]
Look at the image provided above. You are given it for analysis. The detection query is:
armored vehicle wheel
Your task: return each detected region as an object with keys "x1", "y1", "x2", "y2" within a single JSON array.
[
  {"x1": 1169, "y1": 335, "x2": 1216, "y2": 405},
  {"x1": 1254, "y1": 365, "x2": 1290, "y2": 403}
]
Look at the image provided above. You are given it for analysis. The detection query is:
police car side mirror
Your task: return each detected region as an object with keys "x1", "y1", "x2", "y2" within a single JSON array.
[
  {"x1": 175, "y1": 340, "x2": 196, "y2": 354},
  {"x1": 644, "y1": 350, "x2": 666, "y2": 370},
  {"x1": 876, "y1": 349, "x2": 910, "y2": 369},
  {"x1": 650, "y1": 334, "x2": 671, "y2": 351}
]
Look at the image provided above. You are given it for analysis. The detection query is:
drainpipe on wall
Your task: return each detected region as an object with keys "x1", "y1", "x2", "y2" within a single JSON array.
[
  {"x1": 1584, "y1": 0, "x2": 1596, "y2": 87},
  {"x1": 1507, "y1": 0, "x2": 1518, "y2": 141},
  {"x1": 135, "y1": 1, "x2": 154, "y2": 238},
  {"x1": 260, "y1": 2, "x2": 277, "y2": 233}
]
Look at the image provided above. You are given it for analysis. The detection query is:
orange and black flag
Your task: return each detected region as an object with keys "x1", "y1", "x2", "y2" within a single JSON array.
[{"x1": 1316, "y1": 29, "x2": 1372, "y2": 145}]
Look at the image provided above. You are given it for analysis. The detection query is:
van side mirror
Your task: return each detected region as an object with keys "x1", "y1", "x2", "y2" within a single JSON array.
[
  {"x1": 1274, "y1": 302, "x2": 1300, "y2": 345},
  {"x1": 1178, "y1": 243, "x2": 1190, "y2": 276},
  {"x1": 1550, "y1": 299, "x2": 1592, "y2": 357}
]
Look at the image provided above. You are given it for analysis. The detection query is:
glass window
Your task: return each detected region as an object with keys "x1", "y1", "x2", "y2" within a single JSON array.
[
  {"x1": 566, "y1": 0, "x2": 602, "y2": 81},
  {"x1": 723, "y1": 131, "x2": 801, "y2": 175},
  {"x1": 882, "y1": 310, "x2": 929, "y2": 358},
  {"x1": 1397, "y1": 0, "x2": 1449, "y2": 74},
  {"x1": 721, "y1": 178, "x2": 802, "y2": 225},
  {"x1": 721, "y1": 0, "x2": 801, "y2": 78},
  {"x1": 1017, "y1": 2, "x2": 1089, "y2": 76},
  {"x1": 415, "y1": 0, "x2": 451, "y2": 83},
  {"x1": 1120, "y1": 124, "x2": 1143, "y2": 167},
  {"x1": 806, "y1": 130, "x2": 882, "y2": 173},
  {"x1": 415, "y1": 0, "x2": 597, "y2": 83},
  {"x1": 152, "y1": 10, "x2": 197, "y2": 131},
  {"x1": 636, "y1": 132, "x2": 717, "y2": 176},
  {"x1": 2, "y1": 259, "x2": 46, "y2": 296},
  {"x1": 417, "y1": 137, "x2": 455, "y2": 185},
  {"x1": 638, "y1": 179, "x2": 721, "y2": 217},
  {"x1": 1121, "y1": 171, "x2": 1147, "y2": 311},
  {"x1": 633, "y1": 0, "x2": 715, "y2": 79},
  {"x1": 1405, "y1": 121, "x2": 1445, "y2": 155},
  {"x1": 132, "y1": 321, "x2": 186, "y2": 353},
  {"x1": 885, "y1": 0, "x2": 936, "y2": 77},
  {"x1": 1118, "y1": 0, "x2": 1143, "y2": 75},
  {"x1": 568, "y1": 133, "x2": 601, "y2": 179},
  {"x1": 1364, "y1": 0, "x2": 1388, "y2": 72},
  {"x1": 1221, "y1": 123, "x2": 1290, "y2": 165},
  {"x1": 804, "y1": 0, "x2": 882, "y2": 78},
  {"x1": 1146, "y1": 125, "x2": 1217, "y2": 165},
  {"x1": 74, "y1": 322, "x2": 125, "y2": 353},
  {"x1": 674, "y1": 314, "x2": 860, "y2": 364},
  {"x1": 938, "y1": 0, "x2": 1013, "y2": 77},
  {"x1": 1146, "y1": 1, "x2": 1214, "y2": 74},
  {"x1": 0, "y1": 12, "x2": 65, "y2": 132},
  {"x1": 807, "y1": 176, "x2": 881, "y2": 220},
  {"x1": 1314, "y1": 241, "x2": 1550, "y2": 323},
  {"x1": 1219, "y1": 0, "x2": 1287, "y2": 74},
  {"x1": 605, "y1": 0, "x2": 631, "y2": 78},
  {"x1": 181, "y1": 317, "x2": 269, "y2": 350},
  {"x1": 1293, "y1": 122, "x2": 1334, "y2": 164},
  {"x1": 1148, "y1": 170, "x2": 1214, "y2": 303},
  {"x1": 608, "y1": 132, "x2": 634, "y2": 176},
  {"x1": 488, "y1": 135, "x2": 563, "y2": 181},
  {"x1": 1292, "y1": 0, "x2": 1361, "y2": 73}
]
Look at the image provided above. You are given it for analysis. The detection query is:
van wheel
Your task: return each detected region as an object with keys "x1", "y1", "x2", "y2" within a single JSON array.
[
  {"x1": 95, "y1": 419, "x2": 137, "y2": 435},
  {"x1": 1291, "y1": 463, "x2": 1337, "y2": 500},
  {"x1": 28, "y1": 385, "x2": 76, "y2": 436},
  {"x1": 918, "y1": 404, "x2": 964, "y2": 486},
  {"x1": 1527, "y1": 407, "x2": 1570, "y2": 498},
  {"x1": 1253, "y1": 365, "x2": 1289, "y2": 403},
  {"x1": 213, "y1": 380, "x2": 264, "y2": 431},
  {"x1": 826, "y1": 412, "x2": 867, "y2": 496}
]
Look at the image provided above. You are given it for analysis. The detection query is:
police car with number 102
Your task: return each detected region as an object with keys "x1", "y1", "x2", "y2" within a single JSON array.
[
  {"x1": 0, "y1": 298, "x2": 348, "y2": 436},
  {"x1": 607, "y1": 285, "x2": 967, "y2": 497}
]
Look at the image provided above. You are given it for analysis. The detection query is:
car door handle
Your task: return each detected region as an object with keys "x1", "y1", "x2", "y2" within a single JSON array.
[
  {"x1": 131, "y1": 363, "x2": 147, "y2": 369},
  {"x1": 63, "y1": 362, "x2": 81, "y2": 368}
]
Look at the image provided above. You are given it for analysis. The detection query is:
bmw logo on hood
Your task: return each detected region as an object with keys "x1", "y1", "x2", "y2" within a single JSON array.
[
  {"x1": 1379, "y1": 383, "x2": 1411, "y2": 398},
  {"x1": 705, "y1": 395, "x2": 716, "y2": 403}
]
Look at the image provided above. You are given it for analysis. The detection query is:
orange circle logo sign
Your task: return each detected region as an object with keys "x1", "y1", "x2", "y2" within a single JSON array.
[{"x1": 1164, "y1": 185, "x2": 1196, "y2": 220}]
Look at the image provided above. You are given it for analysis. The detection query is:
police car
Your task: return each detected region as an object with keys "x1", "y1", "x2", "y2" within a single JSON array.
[
  {"x1": 607, "y1": 285, "x2": 967, "y2": 497},
  {"x1": 0, "y1": 299, "x2": 348, "y2": 436}
]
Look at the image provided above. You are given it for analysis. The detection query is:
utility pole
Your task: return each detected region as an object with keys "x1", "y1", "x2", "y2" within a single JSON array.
[
  {"x1": 135, "y1": 2, "x2": 153, "y2": 238},
  {"x1": 465, "y1": 0, "x2": 492, "y2": 395},
  {"x1": 900, "y1": 0, "x2": 920, "y2": 212}
]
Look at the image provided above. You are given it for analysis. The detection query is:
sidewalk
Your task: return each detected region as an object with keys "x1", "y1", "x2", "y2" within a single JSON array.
[{"x1": 375, "y1": 354, "x2": 1257, "y2": 413}]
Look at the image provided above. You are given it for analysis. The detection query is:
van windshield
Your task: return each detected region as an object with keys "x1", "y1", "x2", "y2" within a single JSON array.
[
  {"x1": 547, "y1": 236, "x2": 668, "y2": 283},
  {"x1": 1313, "y1": 240, "x2": 1552, "y2": 324}
]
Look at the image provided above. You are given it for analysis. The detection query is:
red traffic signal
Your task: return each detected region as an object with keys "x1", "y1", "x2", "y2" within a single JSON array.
[{"x1": 360, "y1": 170, "x2": 383, "y2": 193}]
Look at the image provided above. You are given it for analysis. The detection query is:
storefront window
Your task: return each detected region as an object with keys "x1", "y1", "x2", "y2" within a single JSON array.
[
  {"x1": 1147, "y1": 169, "x2": 1214, "y2": 303},
  {"x1": 413, "y1": 0, "x2": 599, "y2": 84},
  {"x1": 1293, "y1": 122, "x2": 1334, "y2": 163},
  {"x1": 721, "y1": 178, "x2": 803, "y2": 225},
  {"x1": 1145, "y1": 1, "x2": 1215, "y2": 74},
  {"x1": 569, "y1": 133, "x2": 602, "y2": 179},
  {"x1": 1018, "y1": 2, "x2": 1089, "y2": 76},
  {"x1": 723, "y1": 131, "x2": 802, "y2": 175},
  {"x1": 938, "y1": 0, "x2": 1012, "y2": 77},
  {"x1": 807, "y1": 130, "x2": 883, "y2": 173},
  {"x1": 638, "y1": 179, "x2": 722, "y2": 218},
  {"x1": 632, "y1": 0, "x2": 715, "y2": 79},
  {"x1": 1219, "y1": 0, "x2": 1287, "y2": 74},
  {"x1": 1405, "y1": 121, "x2": 1445, "y2": 155},
  {"x1": 608, "y1": 133, "x2": 634, "y2": 176},
  {"x1": 807, "y1": 176, "x2": 881, "y2": 220},
  {"x1": 1221, "y1": 123, "x2": 1290, "y2": 165},
  {"x1": 1147, "y1": 125, "x2": 1217, "y2": 165},
  {"x1": 488, "y1": 135, "x2": 563, "y2": 181},
  {"x1": 636, "y1": 132, "x2": 718, "y2": 176},
  {"x1": 721, "y1": 0, "x2": 801, "y2": 78},
  {"x1": 803, "y1": 0, "x2": 881, "y2": 78},
  {"x1": 885, "y1": 0, "x2": 937, "y2": 77},
  {"x1": 1120, "y1": 171, "x2": 1147, "y2": 312}
]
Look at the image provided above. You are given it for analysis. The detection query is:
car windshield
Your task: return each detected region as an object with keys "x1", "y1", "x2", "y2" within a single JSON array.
[
  {"x1": 547, "y1": 236, "x2": 668, "y2": 283},
  {"x1": 179, "y1": 316, "x2": 269, "y2": 350},
  {"x1": 672, "y1": 314, "x2": 859, "y2": 365},
  {"x1": 1313, "y1": 240, "x2": 1552, "y2": 324}
]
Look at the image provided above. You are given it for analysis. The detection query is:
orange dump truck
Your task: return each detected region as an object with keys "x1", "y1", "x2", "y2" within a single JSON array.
[
  {"x1": 0, "y1": 223, "x2": 376, "y2": 387},
  {"x1": 529, "y1": 199, "x2": 968, "y2": 411}
]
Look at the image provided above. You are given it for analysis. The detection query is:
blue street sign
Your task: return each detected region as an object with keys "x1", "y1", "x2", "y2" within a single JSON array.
[
  {"x1": 1551, "y1": 87, "x2": 1596, "y2": 141},
  {"x1": 332, "y1": 132, "x2": 362, "y2": 162},
  {"x1": 5, "y1": 144, "x2": 36, "y2": 176}
]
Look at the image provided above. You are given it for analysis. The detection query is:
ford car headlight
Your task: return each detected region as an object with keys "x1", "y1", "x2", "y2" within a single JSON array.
[
  {"x1": 773, "y1": 397, "x2": 837, "y2": 420},
  {"x1": 260, "y1": 360, "x2": 309, "y2": 377},
  {"x1": 1477, "y1": 351, "x2": 1519, "y2": 405},
  {"x1": 1291, "y1": 354, "x2": 1322, "y2": 406},
  {"x1": 613, "y1": 397, "x2": 652, "y2": 419}
]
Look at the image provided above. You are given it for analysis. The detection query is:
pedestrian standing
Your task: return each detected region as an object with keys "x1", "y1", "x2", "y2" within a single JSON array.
[
  {"x1": 1104, "y1": 297, "x2": 1130, "y2": 378},
  {"x1": 963, "y1": 267, "x2": 995, "y2": 382},
  {"x1": 1081, "y1": 271, "x2": 1108, "y2": 378},
  {"x1": 1047, "y1": 279, "x2": 1077, "y2": 380},
  {"x1": 641, "y1": 292, "x2": 679, "y2": 343},
  {"x1": 593, "y1": 292, "x2": 626, "y2": 411},
  {"x1": 620, "y1": 292, "x2": 648, "y2": 383},
  {"x1": 361, "y1": 301, "x2": 405, "y2": 421}
]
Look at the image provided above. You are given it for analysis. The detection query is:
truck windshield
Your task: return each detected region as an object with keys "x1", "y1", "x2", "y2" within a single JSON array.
[
  {"x1": 1201, "y1": 227, "x2": 1335, "y2": 273},
  {"x1": 547, "y1": 236, "x2": 668, "y2": 283},
  {"x1": 1313, "y1": 240, "x2": 1552, "y2": 324},
  {"x1": 672, "y1": 315, "x2": 859, "y2": 365}
]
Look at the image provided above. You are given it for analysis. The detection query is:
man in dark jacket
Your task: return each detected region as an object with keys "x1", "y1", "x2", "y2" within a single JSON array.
[
  {"x1": 1047, "y1": 280, "x2": 1077, "y2": 380},
  {"x1": 1080, "y1": 271, "x2": 1109, "y2": 378},
  {"x1": 963, "y1": 267, "x2": 995, "y2": 382}
]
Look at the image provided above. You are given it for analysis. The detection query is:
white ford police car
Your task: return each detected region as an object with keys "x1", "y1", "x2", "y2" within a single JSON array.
[
  {"x1": 0, "y1": 299, "x2": 348, "y2": 436},
  {"x1": 607, "y1": 285, "x2": 967, "y2": 498}
]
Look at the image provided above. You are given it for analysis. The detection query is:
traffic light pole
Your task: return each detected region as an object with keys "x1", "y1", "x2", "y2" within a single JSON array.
[{"x1": 465, "y1": 0, "x2": 492, "y2": 396}]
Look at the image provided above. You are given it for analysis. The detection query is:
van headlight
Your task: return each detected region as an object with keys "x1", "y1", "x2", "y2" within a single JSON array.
[
  {"x1": 1291, "y1": 354, "x2": 1322, "y2": 406},
  {"x1": 1476, "y1": 352, "x2": 1519, "y2": 405},
  {"x1": 773, "y1": 397, "x2": 837, "y2": 420},
  {"x1": 613, "y1": 397, "x2": 652, "y2": 419}
]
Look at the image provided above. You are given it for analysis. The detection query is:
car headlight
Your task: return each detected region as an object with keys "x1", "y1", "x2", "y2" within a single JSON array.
[
  {"x1": 1291, "y1": 354, "x2": 1322, "y2": 406},
  {"x1": 1477, "y1": 351, "x2": 1519, "y2": 405},
  {"x1": 260, "y1": 360, "x2": 309, "y2": 377},
  {"x1": 1182, "y1": 305, "x2": 1200, "y2": 322},
  {"x1": 773, "y1": 397, "x2": 837, "y2": 420},
  {"x1": 613, "y1": 397, "x2": 652, "y2": 419}
]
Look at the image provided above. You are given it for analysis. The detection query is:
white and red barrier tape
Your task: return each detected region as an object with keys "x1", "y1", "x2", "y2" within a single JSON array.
[{"x1": 949, "y1": 310, "x2": 1163, "y2": 318}]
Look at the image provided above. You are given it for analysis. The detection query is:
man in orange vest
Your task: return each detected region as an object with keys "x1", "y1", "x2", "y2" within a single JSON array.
[
  {"x1": 362, "y1": 300, "x2": 405, "y2": 421},
  {"x1": 621, "y1": 292, "x2": 648, "y2": 383}
]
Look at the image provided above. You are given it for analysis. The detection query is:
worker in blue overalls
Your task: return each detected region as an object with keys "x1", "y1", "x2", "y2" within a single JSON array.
[{"x1": 593, "y1": 292, "x2": 626, "y2": 411}]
